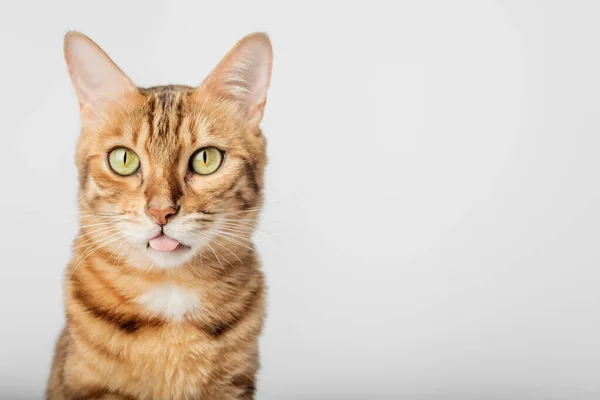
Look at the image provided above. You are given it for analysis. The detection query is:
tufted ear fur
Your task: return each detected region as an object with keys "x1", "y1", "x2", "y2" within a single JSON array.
[
  {"x1": 199, "y1": 33, "x2": 273, "y2": 128},
  {"x1": 64, "y1": 31, "x2": 137, "y2": 123}
]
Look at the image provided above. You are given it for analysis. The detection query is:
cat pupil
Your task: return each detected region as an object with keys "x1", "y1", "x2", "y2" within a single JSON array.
[
  {"x1": 123, "y1": 151, "x2": 127, "y2": 164},
  {"x1": 203, "y1": 151, "x2": 207, "y2": 164}
]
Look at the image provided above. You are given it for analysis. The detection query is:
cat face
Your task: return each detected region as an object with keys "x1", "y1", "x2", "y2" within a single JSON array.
[{"x1": 65, "y1": 32, "x2": 272, "y2": 269}]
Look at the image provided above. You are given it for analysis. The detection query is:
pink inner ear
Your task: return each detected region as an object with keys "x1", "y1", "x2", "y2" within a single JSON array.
[
  {"x1": 64, "y1": 32, "x2": 136, "y2": 111},
  {"x1": 200, "y1": 33, "x2": 273, "y2": 126}
]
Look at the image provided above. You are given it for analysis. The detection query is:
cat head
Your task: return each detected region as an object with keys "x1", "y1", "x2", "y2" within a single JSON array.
[{"x1": 64, "y1": 32, "x2": 272, "y2": 269}]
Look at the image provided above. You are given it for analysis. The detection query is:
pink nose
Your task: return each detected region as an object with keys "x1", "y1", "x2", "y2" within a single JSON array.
[{"x1": 146, "y1": 207, "x2": 177, "y2": 226}]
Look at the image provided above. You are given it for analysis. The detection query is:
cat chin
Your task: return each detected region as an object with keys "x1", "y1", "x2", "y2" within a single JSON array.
[
  {"x1": 146, "y1": 247, "x2": 197, "y2": 269},
  {"x1": 126, "y1": 246, "x2": 198, "y2": 270}
]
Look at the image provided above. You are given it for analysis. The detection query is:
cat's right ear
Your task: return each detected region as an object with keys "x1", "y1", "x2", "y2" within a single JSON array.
[{"x1": 64, "y1": 31, "x2": 136, "y2": 122}]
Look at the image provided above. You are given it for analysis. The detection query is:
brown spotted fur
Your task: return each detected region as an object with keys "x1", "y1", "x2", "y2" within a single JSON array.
[{"x1": 47, "y1": 32, "x2": 272, "y2": 400}]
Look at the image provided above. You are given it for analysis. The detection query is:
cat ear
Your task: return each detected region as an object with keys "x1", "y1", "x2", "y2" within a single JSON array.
[
  {"x1": 64, "y1": 31, "x2": 136, "y2": 120},
  {"x1": 199, "y1": 32, "x2": 273, "y2": 127}
]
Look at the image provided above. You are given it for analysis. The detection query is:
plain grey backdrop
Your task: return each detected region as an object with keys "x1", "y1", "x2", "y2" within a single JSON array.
[{"x1": 1, "y1": 1, "x2": 599, "y2": 399}]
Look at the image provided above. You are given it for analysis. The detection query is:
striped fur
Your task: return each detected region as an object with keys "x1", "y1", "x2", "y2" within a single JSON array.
[{"x1": 47, "y1": 32, "x2": 272, "y2": 400}]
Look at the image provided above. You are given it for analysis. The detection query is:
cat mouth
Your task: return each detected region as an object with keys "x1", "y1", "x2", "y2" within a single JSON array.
[{"x1": 147, "y1": 234, "x2": 190, "y2": 252}]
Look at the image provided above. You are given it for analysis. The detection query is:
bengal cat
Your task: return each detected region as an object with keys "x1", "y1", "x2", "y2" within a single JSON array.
[{"x1": 46, "y1": 31, "x2": 272, "y2": 400}]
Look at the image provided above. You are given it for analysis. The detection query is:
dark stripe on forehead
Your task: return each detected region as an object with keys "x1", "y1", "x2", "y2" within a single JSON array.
[
  {"x1": 131, "y1": 120, "x2": 140, "y2": 145},
  {"x1": 156, "y1": 94, "x2": 170, "y2": 139},
  {"x1": 145, "y1": 94, "x2": 157, "y2": 150},
  {"x1": 146, "y1": 94, "x2": 157, "y2": 126},
  {"x1": 155, "y1": 90, "x2": 181, "y2": 137},
  {"x1": 158, "y1": 90, "x2": 171, "y2": 108},
  {"x1": 173, "y1": 95, "x2": 184, "y2": 139}
]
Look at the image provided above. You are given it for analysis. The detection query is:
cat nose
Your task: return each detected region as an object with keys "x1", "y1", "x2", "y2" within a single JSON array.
[{"x1": 146, "y1": 207, "x2": 177, "y2": 226}]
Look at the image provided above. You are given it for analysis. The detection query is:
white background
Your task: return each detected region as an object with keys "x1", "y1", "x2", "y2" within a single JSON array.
[{"x1": 1, "y1": 1, "x2": 599, "y2": 399}]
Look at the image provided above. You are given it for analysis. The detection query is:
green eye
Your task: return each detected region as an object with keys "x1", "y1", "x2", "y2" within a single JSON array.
[
  {"x1": 108, "y1": 147, "x2": 140, "y2": 176},
  {"x1": 190, "y1": 147, "x2": 223, "y2": 175}
]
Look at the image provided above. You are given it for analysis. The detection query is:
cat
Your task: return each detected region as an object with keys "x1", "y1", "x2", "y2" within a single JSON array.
[{"x1": 46, "y1": 31, "x2": 272, "y2": 400}]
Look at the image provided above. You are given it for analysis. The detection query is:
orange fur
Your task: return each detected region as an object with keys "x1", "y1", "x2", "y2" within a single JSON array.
[{"x1": 47, "y1": 32, "x2": 272, "y2": 400}]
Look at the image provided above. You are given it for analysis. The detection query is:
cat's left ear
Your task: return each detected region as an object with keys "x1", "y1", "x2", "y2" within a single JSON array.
[
  {"x1": 64, "y1": 31, "x2": 137, "y2": 122},
  {"x1": 198, "y1": 33, "x2": 273, "y2": 128}
]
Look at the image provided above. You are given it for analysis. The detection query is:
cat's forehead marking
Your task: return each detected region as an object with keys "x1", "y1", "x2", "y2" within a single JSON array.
[{"x1": 139, "y1": 86, "x2": 194, "y2": 163}]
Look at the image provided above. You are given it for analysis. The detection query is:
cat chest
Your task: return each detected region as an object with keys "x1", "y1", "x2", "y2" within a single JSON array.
[{"x1": 136, "y1": 283, "x2": 201, "y2": 321}]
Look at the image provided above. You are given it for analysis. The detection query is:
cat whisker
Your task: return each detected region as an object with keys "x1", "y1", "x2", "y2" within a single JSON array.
[
  {"x1": 212, "y1": 231, "x2": 254, "y2": 252},
  {"x1": 218, "y1": 228, "x2": 263, "y2": 241},
  {"x1": 73, "y1": 229, "x2": 119, "y2": 250},
  {"x1": 199, "y1": 80, "x2": 215, "y2": 117},
  {"x1": 216, "y1": 217, "x2": 260, "y2": 224},
  {"x1": 191, "y1": 223, "x2": 260, "y2": 245},
  {"x1": 213, "y1": 220, "x2": 257, "y2": 230},
  {"x1": 205, "y1": 193, "x2": 293, "y2": 217},
  {"x1": 74, "y1": 230, "x2": 122, "y2": 253},
  {"x1": 190, "y1": 224, "x2": 254, "y2": 236},
  {"x1": 80, "y1": 215, "x2": 132, "y2": 223},
  {"x1": 207, "y1": 208, "x2": 262, "y2": 215},
  {"x1": 194, "y1": 231, "x2": 231, "y2": 271},
  {"x1": 72, "y1": 230, "x2": 120, "y2": 251},
  {"x1": 108, "y1": 239, "x2": 129, "y2": 265},
  {"x1": 78, "y1": 221, "x2": 121, "y2": 230},
  {"x1": 215, "y1": 224, "x2": 257, "y2": 236},
  {"x1": 74, "y1": 225, "x2": 119, "y2": 240},
  {"x1": 72, "y1": 226, "x2": 121, "y2": 249},
  {"x1": 200, "y1": 217, "x2": 260, "y2": 224},
  {"x1": 204, "y1": 241, "x2": 230, "y2": 271},
  {"x1": 219, "y1": 223, "x2": 274, "y2": 238},
  {"x1": 114, "y1": 240, "x2": 135, "y2": 270},
  {"x1": 69, "y1": 233, "x2": 124, "y2": 279},
  {"x1": 214, "y1": 228, "x2": 253, "y2": 241},
  {"x1": 28, "y1": 211, "x2": 125, "y2": 217},
  {"x1": 210, "y1": 238, "x2": 244, "y2": 265},
  {"x1": 214, "y1": 225, "x2": 256, "y2": 235},
  {"x1": 146, "y1": 260, "x2": 156, "y2": 274}
]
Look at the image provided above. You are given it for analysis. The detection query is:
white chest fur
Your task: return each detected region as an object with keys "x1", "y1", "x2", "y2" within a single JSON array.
[{"x1": 137, "y1": 284, "x2": 200, "y2": 321}]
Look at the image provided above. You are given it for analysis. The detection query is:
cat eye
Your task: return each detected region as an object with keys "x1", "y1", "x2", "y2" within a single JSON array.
[
  {"x1": 190, "y1": 147, "x2": 223, "y2": 175},
  {"x1": 108, "y1": 147, "x2": 140, "y2": 176}
]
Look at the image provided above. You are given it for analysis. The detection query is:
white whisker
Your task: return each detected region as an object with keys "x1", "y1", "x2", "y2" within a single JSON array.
[
  {"x1": 212, "y1": 231, "x2": 254, "y2": 251},
  {"x1": 78, "y1": 221, "x2": 121, "y2": 230},
  {"x1": 69, "y1": 233, "x2": 124, "y2": 279},
  {"x1": 211, "y1": 239, "x2": 244, "y2": 265},
  {"x1": 114, "y1": 240, "x2": 135, "y2": 269},
  {"x1": 205, "y1": 241, "x2": 229, "y2": 270},
  {"x1": 72, "y1": 227, "x2": 120, "y2": 250}
]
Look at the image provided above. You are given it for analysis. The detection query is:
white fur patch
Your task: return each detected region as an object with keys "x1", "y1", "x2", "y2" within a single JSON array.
[{"x1": 137, "y1": 284, "x2": 200, "y2": 320}]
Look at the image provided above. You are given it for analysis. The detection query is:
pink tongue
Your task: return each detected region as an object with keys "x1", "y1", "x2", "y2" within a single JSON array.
[{"x1": 148, "y1": 235, "x2": 180, "y2": 252}]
